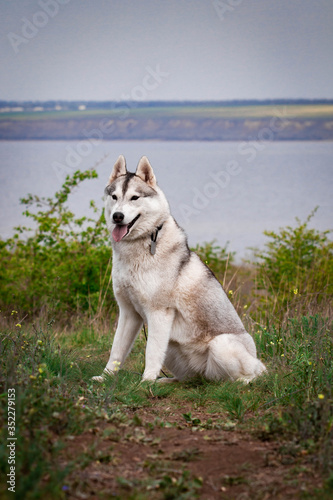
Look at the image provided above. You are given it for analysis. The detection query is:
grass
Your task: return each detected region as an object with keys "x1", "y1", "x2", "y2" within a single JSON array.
[{"x1": 1, "y1": 305, "x2": 332, "y2": 498}]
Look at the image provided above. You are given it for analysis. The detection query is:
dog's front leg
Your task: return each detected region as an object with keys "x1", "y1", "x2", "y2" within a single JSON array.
[
  {"x1": 142, "y1": 309, "x2": 175, "y2": 382},
  {"x1": 105, "y1": 304, "x2": 143, "y2": 372},
  {"x1": 92, "y1": 303, "x2": 142, "y2": 381}
]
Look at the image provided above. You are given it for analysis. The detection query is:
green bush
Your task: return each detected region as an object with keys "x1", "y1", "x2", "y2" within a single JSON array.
[
  {"x1": 253, "y1": 208, "x2": 333, "y2": 315},
  {"x1": 0, "y1": 168, "x2": 116, "y2": 321},
  {"x1": 193, "y1": 240, "x2": 234, "y2": 280}
]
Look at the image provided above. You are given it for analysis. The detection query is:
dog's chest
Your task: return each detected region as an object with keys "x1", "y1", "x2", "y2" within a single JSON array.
[{"x1": 112, "y1": 258, "x2": 172, "y2": 311}]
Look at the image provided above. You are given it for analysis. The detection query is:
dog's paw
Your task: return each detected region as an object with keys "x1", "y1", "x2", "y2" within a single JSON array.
[
  {"x1": 91, "y1": 375, "x2": 105, "y2": 382},
  {"x1": 140, "y1": 377, "x2": 155, "y2": 384},
  {"x1": 141, "y1": 374, "x2": 157, "y2": 383},
  {"x1": 236, "y1": 376, "x2": 254, "y2": 385},
  {"x1": 156, "y1": 377, "x2": 179, "y2": 384},
  {"x1": 91, "y1": 369, "x2": 114, "y2": 382}
]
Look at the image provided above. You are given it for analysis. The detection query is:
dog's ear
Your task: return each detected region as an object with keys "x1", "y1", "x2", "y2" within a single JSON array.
[
  {"x1": 108, "y1": 155, "x2": 127, "y2": 184},
  {"x1": 136, "y1": 156, "x2": 156, "y2": 188}
]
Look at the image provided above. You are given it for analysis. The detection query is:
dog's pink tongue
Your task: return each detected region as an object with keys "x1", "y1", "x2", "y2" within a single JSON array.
[{"x1": 112, "y1": 225, "x2": 128, "y2": 242}]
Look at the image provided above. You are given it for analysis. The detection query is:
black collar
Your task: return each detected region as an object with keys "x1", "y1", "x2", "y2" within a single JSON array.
[{"x1": 150, "y1": 224, "x2": 163, "y2": 255}]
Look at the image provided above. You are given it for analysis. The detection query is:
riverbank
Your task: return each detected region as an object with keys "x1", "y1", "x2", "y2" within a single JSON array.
[{"x1": 1, "y1": 101, "x2": 333, "y2": 140}]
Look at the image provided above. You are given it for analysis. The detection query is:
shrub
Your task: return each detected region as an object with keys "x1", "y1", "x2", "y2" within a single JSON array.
[
  {"x1": 252, "y1": 208, "x2": 333, "y2": 317},
  {"x1": 193, "y1": 240, "x2": 234, "y2": 280},
  {"x1": 0, "y1": 168, "x2": 116, "y2": 321}
]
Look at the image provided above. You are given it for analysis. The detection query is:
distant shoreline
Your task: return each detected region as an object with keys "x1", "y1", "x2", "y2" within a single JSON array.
[{"x1": 0, "y1": 101, "x2": 332, "y2": 141}]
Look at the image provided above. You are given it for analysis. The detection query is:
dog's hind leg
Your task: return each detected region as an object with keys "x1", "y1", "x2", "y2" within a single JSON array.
[{"x1": 205, "y1": 334, "x2": 266, "y2": 382}]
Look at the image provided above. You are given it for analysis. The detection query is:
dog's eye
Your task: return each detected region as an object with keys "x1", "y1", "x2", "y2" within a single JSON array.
[
  {"x1": 112, "y1": 195, "x2": 117, "y2": 200},
  {"x1": 131, "y1": 195, "x2": 139, "y2": 201}
]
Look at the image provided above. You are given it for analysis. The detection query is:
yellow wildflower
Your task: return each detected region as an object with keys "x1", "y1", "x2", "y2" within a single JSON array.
[{"x1": 113, "y1": 360, "x2": 121, "y2": 372}]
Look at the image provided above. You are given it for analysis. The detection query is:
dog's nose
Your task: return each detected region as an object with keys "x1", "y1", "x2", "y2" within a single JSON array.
[{"x1": 113, "y1": 211, "x2": 124, "y2": 224}]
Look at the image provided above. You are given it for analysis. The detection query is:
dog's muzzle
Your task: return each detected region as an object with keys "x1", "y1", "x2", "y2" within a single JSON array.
[{"x1": 112, "y1": 214, "x2": 141, "y2": 242}]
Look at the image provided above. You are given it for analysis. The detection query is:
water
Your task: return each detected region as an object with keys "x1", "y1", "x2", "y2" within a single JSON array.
[{"x1": 0, "y1": 140, "x2": 332, "y2": 260}]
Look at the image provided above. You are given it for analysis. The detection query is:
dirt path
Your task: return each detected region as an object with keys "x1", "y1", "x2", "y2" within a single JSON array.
[{"x1": 60, "y1": 407, "x2": 322, "y2": 499}]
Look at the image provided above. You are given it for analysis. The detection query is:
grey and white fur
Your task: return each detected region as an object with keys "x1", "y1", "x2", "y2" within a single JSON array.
[{"x1": 93, "y1": 155, "x2": 266, "y2": 383}]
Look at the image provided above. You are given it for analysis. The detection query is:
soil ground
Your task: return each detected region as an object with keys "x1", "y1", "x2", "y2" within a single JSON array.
[{"x1": 60, "y1": 404, "x2": 324, "y2": 500}]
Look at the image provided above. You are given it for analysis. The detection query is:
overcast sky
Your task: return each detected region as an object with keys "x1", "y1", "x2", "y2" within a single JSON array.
[{"x1": 1, "y1": 0, "x2": 333, "y2": 101}]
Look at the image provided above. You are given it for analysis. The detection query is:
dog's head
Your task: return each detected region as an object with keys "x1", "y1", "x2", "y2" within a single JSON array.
[{"x1": 104, "y1": 156, "x2": 169, "y2": 242}]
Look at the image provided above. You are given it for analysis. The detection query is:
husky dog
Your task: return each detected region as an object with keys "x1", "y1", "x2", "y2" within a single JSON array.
[{"x1": 93, "y1": 155, "x2": 266, "y2": 383}]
